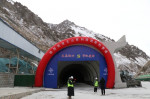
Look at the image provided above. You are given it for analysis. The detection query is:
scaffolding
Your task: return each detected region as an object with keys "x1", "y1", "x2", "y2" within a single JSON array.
[
  {"x1": 0, "y1": 57, "x2": 37, "y2": 74},
  {"x1": 0, "y1": 17, "x2": 44, "y2": 74}
]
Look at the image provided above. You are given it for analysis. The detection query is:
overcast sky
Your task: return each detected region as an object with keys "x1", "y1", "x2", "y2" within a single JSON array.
[{"x1": 13, "y1": 0, "x2": 150, "y2": 56}]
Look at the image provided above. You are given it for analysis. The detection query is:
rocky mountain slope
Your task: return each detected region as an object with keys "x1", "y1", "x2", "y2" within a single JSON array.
[
  {"x1": 0, "y1": 0, "x2": 149, "y2": 75},
  {"x1": 136, "y1": 60, "x2": 150, "y2": 76}
]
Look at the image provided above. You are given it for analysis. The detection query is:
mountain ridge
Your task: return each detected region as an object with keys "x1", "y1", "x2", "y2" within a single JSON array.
[{"x1": 0, "y1": 0, "x2": 149, "y2": 75}]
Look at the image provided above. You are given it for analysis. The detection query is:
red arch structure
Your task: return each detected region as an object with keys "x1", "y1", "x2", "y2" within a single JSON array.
[{"x1": 35, "y1": 37, "x2": 115, "y2": 88}]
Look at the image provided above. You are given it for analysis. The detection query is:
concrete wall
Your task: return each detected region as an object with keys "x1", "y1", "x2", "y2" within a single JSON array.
[
  {"x1": 0, "y1": 73, "x2": 14, "y2": 87},
  {"x1": 103, "y1": 36, "x2": 127, "y2": 88}
]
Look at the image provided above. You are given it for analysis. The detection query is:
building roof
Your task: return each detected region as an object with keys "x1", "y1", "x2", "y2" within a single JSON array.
[{"x1": 0, "y1": 18, "x2": 44, "y2": 61}]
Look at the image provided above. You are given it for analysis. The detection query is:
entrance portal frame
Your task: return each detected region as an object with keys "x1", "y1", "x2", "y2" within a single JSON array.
[{"x1": 35, "y1": 37, "x2": 115, "y2": 88}]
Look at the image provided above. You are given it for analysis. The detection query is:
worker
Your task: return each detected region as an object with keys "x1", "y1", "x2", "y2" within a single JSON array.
[
  {"x1": 100, "y1": 77, "x2": 105, "y2": 95},
  {"x1": 94, "y1": 77, "x2": 99, "y2": 92},
  {"x1": 67, "y1": 76, "x2": 74, "y2": 99}
]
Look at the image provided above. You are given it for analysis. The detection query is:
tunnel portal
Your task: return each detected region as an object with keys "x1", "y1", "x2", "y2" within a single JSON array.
[
  {"x1": 43, "y1": 45, "x2": 108, "y2": 88},
  {"x1": 58, "y1": 61, "x2": 99, "y2": 87},
  {"x1": 35, "y1": 37, "x2": 116, "y2": 88}
]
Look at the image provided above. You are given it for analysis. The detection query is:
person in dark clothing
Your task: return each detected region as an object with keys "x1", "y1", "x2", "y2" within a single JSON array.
[
  {"x1": 94, "y1": 77, "x2": 98, "y2": 92},
  {"x1": 67, "y1": 76, "x2": 74, "y2": 99},
  {"x1": 100, "y1": 77, "x2": 105, "y2": 95}
]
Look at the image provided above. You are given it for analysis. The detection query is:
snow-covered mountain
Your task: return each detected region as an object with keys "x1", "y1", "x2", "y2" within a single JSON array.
[{"x1": 0, "y1": 0, "x2": 149, "y2": 75}]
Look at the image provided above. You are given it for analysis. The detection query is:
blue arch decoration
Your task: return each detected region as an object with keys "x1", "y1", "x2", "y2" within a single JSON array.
[{"x1": 44, "y1": 45, "x2": 108, "y2": 88}]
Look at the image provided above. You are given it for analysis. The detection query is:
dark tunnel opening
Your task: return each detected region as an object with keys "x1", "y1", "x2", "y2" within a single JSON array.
[
  {"x1": 59, "y1": 64, "x2": 86, "y2": 84},
  {"x1": 58, "y1": 61, "x2": 99, "y2": 87}
]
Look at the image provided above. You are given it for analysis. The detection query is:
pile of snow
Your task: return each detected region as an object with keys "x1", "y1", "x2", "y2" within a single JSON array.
[{"x1": 21, "y1": 82, "x2": 150, "y2": 99}]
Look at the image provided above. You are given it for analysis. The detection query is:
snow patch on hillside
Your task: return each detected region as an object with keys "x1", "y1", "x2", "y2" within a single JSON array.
[
  {"x1": 114, "y1": 53, "x2": 131, "y2": 67},
  {"x1": 2, "y1": 7, "x2": 10, "y2": 12},
  {"x1": 135, "y1": 57, "x2": 148, "y2": 66},
  {"x1": 7, "y1": 0, "x2": 14, "y2": 5},
  {"x1": 71, "y1": 26, "x2": 95, "y2": 37},
  {"x1": 71, "y1": 26, "x2": 111, "y2": 42},
  {"x1": 114, "y1": 53, "x2": 147, "y2": 67}
]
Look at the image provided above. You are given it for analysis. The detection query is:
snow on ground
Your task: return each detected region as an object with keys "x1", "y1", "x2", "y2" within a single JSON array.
[
  {"x1": 21, "y1": 81, "x2": 150, "y2": 99},
  {"x1": 0, "y1": 87, "x2": 41, "y2": 97}
]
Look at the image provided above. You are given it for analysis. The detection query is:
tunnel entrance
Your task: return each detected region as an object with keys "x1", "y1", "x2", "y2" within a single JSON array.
[
  {"x1": 58, "y1": 61, "x2": 99, "y2": 87},
  {"x1": 43, "y1": 44, "x2": 109, "y2": 88},
  {"x1": 36, "y1": 37, "x2": 116, "y2": 88}
]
